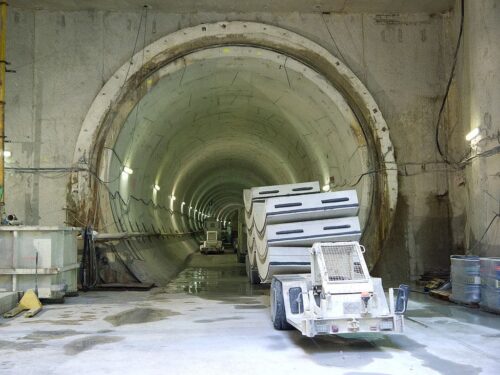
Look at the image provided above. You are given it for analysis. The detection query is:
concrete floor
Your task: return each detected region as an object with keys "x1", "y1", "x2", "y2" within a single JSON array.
[{"x1": 0, "y1": 252, "x2": 499, "y2": 375}]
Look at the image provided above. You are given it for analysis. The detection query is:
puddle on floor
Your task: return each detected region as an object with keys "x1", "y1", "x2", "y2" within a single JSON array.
[
  {"x1": 161, "y1": 266, "x2": 268, "y2": 306},
  {"x1": 64, "y1": 335, "x2": 123, "y2": 355},
  {"x1": 0, "y1": 361, "x2": 13, "y2": 370},
  {"x1": 20, "y1": 329, "x2": 82, "y2": 341},
  {"x1": 83, "y1": 317, "x2": 98, "y2": 321},
  {"x1": 0, "y1": 339, "x2": 47, "y2": 351},
  {"x1": 215, "y1": 296, "x2": 263, "y2": 304},
  {"x1": 194, "y1": 316, "x2": 244, "y2": 323},
  {"x1": 104, "y1": 307, "x2": 180, "y2": 326},
  {"x1": 97, "y1": 329, "x2": 114, "y2": 334},
  {"x1": 482, "y1": 333, "x2": 500, "y2": 338},
  {"x1": 21, "y1": 319, "x2": 83, "y2": 326},
  {"x1": 234, "y1": 304, "x2": 267, "y2": 309}
]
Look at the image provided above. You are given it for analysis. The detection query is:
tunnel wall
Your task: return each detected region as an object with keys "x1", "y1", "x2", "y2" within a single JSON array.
[
  {"x1": 446, "y1": 0, "x2": 500, "y2": 258},
  {"x1": 79, "y1": 23, "x2": 396, "y2": 273},
  {"x1": 6, "y1": 7, "x2": 459, "y2": 284}
]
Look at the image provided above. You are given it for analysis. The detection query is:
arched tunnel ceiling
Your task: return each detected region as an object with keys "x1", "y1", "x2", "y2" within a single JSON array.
[{"x1": 107, "y1": 46, "x2": 372, "y2": 230}]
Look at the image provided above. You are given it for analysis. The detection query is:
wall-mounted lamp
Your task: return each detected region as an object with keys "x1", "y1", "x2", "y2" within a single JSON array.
[
  {"x1": 465, "y1": 127, "x2": 480, "y2": 142},
  {"x1": 123, "y1": 166, "x2": 133, "y2": 175},
  {"x1": 3, "y1": 150, "x2": 11, "y2": 158}
]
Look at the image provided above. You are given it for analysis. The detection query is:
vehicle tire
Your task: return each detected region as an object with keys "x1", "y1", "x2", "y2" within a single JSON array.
[
  {"x1": 270, "y1": 278, "x2": 294, "y2": 330},
  {"x1": 246, "y1": 254, "x2": 260, "y2": 284}
]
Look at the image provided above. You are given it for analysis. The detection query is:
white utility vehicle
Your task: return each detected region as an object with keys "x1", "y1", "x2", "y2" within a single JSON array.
[
  {"x1": 270, "y1": 241, "x2": 409, "y2": 337},
  {"x1": 200, "y1": 218, "x2": 223, "y2": 255},
  {"x1": 200, "y1": 230, "x2": 223, "y2": 255},
  {"x1": 243, "y1": 181, "x2": 409, "y2": 337}
]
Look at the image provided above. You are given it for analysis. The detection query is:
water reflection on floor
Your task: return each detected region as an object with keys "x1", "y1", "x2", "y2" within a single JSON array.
[
  {"x1": 161, "y1": 252, "x2": 269, "y2": 301},
  {"x1": 1, "y1": 251, "x2": 499, "y2": 374}
]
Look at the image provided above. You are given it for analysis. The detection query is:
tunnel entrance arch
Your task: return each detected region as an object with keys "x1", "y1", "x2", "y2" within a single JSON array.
[{"x1": 72, "y1": 22, "x2": 397, "y2": 269}]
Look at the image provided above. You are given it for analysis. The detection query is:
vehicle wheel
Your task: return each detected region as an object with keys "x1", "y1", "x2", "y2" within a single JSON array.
[
  {"x1": 270, "y1": 278, "x2": 294, "y2": 330},
  {"x1": 246, "y1": 254, "x2": 260, "y2": 285}
]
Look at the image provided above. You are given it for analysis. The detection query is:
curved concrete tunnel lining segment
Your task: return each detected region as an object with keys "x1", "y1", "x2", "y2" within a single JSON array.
[
  {"x1": 109, "y1": 46, "x2": 371, "y2": 232},
  {"x1": 113, "y1": 47, "x2": 364, "y2": 187},
  {"x1": 73, "y1": 22, "x2": 397, "y2": 272}
]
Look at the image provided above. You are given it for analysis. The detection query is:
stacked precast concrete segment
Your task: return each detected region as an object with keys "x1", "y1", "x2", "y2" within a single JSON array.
[{"x1": 244, "y1": 182, "x2": 361, "y2": 283}]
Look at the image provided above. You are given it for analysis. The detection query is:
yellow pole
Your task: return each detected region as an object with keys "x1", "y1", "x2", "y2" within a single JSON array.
[{"x1": 0, "y1": 1, "x2": 7, "y2": 217}]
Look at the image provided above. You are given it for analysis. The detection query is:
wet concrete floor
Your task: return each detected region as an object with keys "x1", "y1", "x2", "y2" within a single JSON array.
[{"x1": 0, "y1": 252, "x2": 499, "y2": 374}]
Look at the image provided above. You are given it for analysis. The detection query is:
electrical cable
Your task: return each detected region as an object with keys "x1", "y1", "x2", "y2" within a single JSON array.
[
  {"x1": 468, "y1": 213, "x2": 499, "y2": 253},
  {"x1": 122, "y1": 6, "x2": 147, "y2": 87},
  {"x1": 435, "y1": 0, "x2": 464, "y2": 165},
  {"x1": 321, "y1": 12, "x2": 347, "y2": 63},
  {"x1": 126, "y1": 6, "x2": 149, "y2": 165},
  {"x1": 83, "y1": 4, "x2": 148, "y2": 182},
  {"x1": 5, "y1": 167, "x2": 85, "y2": 172},
  {"x1": 460, "y1": 145, "x2": 500, "y2": 165}
]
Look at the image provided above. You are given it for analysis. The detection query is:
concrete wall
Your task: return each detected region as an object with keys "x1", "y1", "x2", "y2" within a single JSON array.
[
  {"x1": 6, "y1": 7, "x2": 462, "y2": 284},
  {"x1": 447, "y1": 0, "x2": 499, "y2": 258}
]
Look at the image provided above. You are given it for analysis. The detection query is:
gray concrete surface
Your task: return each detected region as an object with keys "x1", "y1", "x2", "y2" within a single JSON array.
[
  {"x1": 12, "y1": 0, "x2": 456, "y2": 14},
  {"x1": 6, "y1": 2, "x2": 479, "y2": 287},
  {"x1": 0, "y1": 292, "x2": 18, "y2": 315},
  {"x1": 0, "y1": 252, "x2": 498, "y2": 375},
  {"x1": 449, "y1": 0, "x2": 500, "y2": 257}
]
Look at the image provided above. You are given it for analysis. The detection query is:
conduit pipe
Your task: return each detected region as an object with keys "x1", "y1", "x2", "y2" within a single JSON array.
[{"x1": 93, "y1": 230, "x2": 202, "y2": 242}]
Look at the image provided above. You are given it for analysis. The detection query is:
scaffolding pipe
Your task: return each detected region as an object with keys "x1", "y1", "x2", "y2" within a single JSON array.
[{"x1": 0, "y1": 1, "x2": 7, "y2": 216}]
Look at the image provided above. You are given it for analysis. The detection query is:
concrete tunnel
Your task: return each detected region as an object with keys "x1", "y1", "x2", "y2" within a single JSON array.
[
  {"x1": 4, "y1": 2, "x2": 500, "y2": 372},
  {"x1": 71, "y1": 22, "x2": 397, "y2": 285}
]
